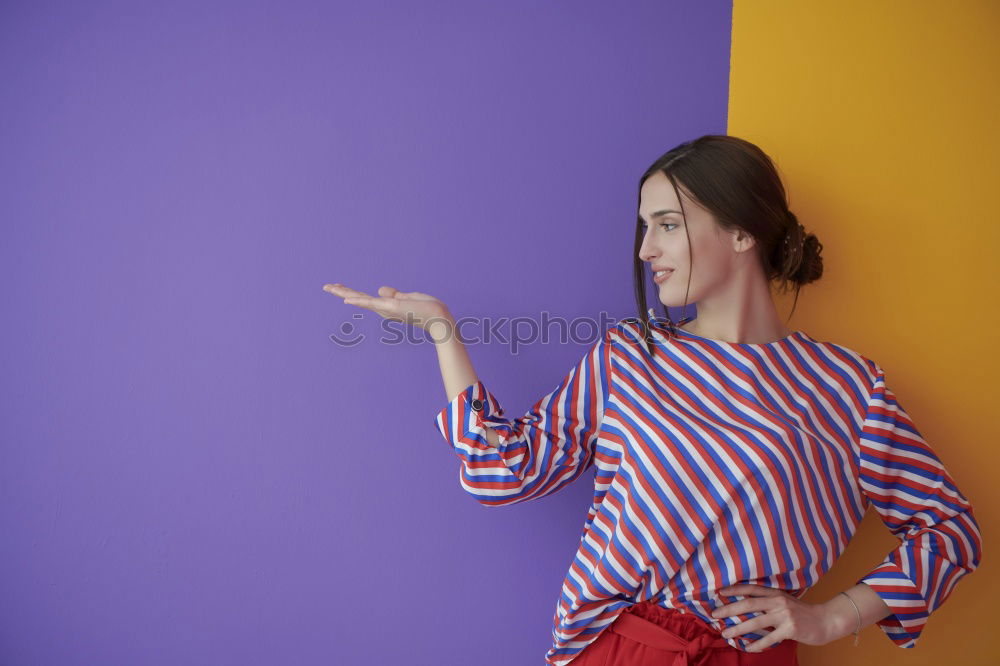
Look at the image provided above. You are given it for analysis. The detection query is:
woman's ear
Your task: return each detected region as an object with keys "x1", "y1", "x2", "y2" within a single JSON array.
[{"x1": 731, "y1": 228, "x2": 757, "y2": 254}]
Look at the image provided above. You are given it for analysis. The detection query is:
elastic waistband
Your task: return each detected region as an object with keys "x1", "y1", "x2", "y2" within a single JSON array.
[
  {"x1": 610, "y1": 611, "x2": 731, "y2": 653},
  {"x1": 609, "y1": 601, "x2": 798, "y2": 664}
]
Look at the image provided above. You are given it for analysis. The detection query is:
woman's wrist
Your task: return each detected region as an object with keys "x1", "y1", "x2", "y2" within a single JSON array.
[
  {"x1": 426, "y1": 309, "x2": 456, "y2": 344},
  {"x1": 818, "y1": 583, "x2": 891, "y2": 645},
  {"x1": 819, "y1": 590, "x2": 861, "y2": 644}
]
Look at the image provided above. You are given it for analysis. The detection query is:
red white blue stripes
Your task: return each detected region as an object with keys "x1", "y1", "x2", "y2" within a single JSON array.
[
  {"x1": 853, "y1": 367, "x2": 982, "y2": 647},
  {"x1": 434, "y1": 319, "x2": 982, "y2": 664}
]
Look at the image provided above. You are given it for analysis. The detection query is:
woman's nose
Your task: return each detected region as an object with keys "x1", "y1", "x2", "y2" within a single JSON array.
[{"x1": 639, "y1": 234, "x2": 657, "y2": 263}]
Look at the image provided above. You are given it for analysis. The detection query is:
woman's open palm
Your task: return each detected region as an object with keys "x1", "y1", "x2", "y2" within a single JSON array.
[{"x1": 323, "y1": 283, "x2": 453, "y2": 341}]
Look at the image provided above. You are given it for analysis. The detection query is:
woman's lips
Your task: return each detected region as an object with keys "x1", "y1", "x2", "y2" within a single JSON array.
[{"x1": 653, "y1": 270, "x2": 674, "y2": 284}]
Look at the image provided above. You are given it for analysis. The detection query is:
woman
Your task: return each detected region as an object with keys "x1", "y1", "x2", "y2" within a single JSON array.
[{"x1": 323, "y1": 135, "x2": 983, "y2": 665}]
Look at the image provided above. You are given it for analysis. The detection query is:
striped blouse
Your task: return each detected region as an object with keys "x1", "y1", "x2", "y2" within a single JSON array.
[{"x1": 433, "y1": 317, "x2": 982, "y2": 665}]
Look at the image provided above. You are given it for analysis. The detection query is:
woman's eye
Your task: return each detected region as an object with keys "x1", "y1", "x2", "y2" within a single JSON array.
[{"x1": 640, "y1": 222, "x2": 677, "y2": 232}]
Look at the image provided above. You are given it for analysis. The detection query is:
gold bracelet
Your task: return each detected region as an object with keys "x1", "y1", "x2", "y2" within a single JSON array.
[{"x1": 839, "y1": 591, "x2": 862, "y2": 646}]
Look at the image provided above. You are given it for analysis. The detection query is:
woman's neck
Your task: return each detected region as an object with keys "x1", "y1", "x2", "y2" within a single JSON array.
[{"x1": 678, "y1": 277, "x2": 791, "y2": 345}]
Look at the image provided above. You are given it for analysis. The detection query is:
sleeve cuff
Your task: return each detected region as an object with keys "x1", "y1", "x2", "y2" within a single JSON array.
[
  {"x1": 434, "y1": 380, "x2": 512, "y2": 451},
  {"x1": 857, "y1": 561, "x2": 931, "y2": 648}
]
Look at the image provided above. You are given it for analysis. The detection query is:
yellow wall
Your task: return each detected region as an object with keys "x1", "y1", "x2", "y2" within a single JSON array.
[{"x1": 729, "y1": 1, "x2": 998, "y2": 663}]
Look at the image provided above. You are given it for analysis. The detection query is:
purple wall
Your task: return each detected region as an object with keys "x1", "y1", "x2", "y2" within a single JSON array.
[{"x1": 0, "y1": 2, "x2": 733, "y2": 663}]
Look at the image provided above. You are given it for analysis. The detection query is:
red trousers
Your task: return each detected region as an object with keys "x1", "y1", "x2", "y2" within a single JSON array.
[{"x1": 569, "y1": 601, "x2": 799, "y2": 666}]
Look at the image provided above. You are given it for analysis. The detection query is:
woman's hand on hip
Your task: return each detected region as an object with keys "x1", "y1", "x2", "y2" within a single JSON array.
[{"x1": 709, "y1": 584, "x2": 839, "y2": 652}]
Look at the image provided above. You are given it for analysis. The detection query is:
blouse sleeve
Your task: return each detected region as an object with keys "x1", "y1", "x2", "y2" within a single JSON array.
[
  {"x1": 854, "y1": 364, "x2": 983, "y2": 647},
  {"x1": 432, "y1": 327, "x2": 614, "y2": 507}
]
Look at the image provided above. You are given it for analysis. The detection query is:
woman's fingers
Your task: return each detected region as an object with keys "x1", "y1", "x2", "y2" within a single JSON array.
[
  {"x1": 344, "y1": 294, "x2": 404, "y2": 320},
  {"x1": 324, "y1": 283, "x2": 399, "y2": 312},
  {"x1": 325, "y1": 283, "x2": 382, "y2": 312},
  {"x1": 376, "y1": 286, "x2": 427, "y2": 301},
  {"x1": 324, "y1": 283, "x2": 448, "y2": 329},
  {"x1": 324, "y1": 283, "x2": 374, "y2": 299},
  {"x1": 324, "y1": 283, "x2": 352, "y2": 295},
  {"x1": 344, "y1": 293, "x2": 392, "y2": 309},
  {"x1": 324, "y1": 283, "x2": 403, "y2": 300},
  {"x1": 325, "y1": 283, "x2": 433, "y2": 303}
]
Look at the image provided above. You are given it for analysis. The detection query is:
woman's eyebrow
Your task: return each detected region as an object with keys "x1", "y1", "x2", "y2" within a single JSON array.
[{"x1": 639, "y1": 209, "x2": 682, "y2": 223}]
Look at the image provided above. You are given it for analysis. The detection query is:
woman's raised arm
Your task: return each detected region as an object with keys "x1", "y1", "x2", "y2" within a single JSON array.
[
  {"x1": 323, "y1": 282, "x2": 613, "y2": 505},
  {"x1": 323, "y1": 282, "x2": 499, "y2": 447}
]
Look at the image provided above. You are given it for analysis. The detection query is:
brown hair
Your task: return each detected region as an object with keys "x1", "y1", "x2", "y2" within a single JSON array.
[{"x1": 631, "y1": 134, "x2": 824, "y2": 354}]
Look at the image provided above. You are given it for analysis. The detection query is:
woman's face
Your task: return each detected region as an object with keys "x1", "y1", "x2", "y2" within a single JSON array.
[{"x1": 638, "y1": 171, "x2": 749, "y2": 308}]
